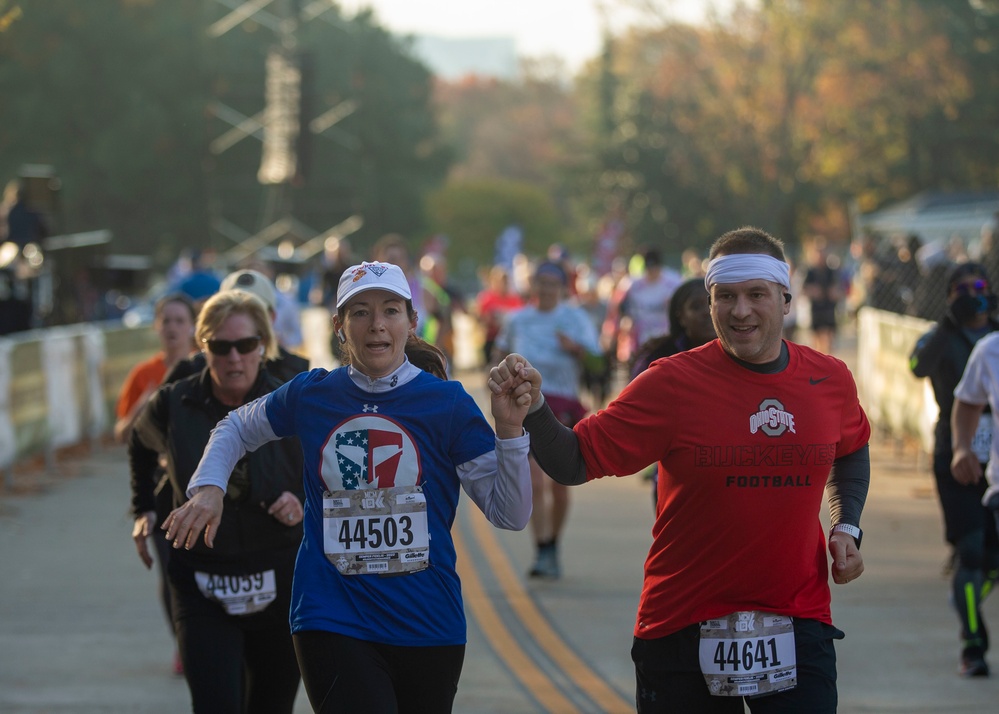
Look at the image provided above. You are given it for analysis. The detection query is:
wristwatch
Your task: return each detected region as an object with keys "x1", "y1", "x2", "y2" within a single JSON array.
[{"x1": 830, "y1": 523, "x2": 862, "y2": 549}]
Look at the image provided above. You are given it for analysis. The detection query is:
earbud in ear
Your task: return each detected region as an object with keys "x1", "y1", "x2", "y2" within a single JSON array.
[
  {"x1": 784, "y1": 293, "x2": 792, "y2": 304},
  {"x1": 259, "y1": 346, "x2": 266, "y2": 356},
  {"x1": 337, "y1": 329, "x2": 347, "y2": 344}
]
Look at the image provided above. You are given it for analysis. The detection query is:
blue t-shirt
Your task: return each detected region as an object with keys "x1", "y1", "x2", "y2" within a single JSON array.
[
  {"x1": 496, "y1": 303, "x2": 600, "y2": 399},
  {"x1": 265, "y1": 367, "x2": 495, "y2": 646}
]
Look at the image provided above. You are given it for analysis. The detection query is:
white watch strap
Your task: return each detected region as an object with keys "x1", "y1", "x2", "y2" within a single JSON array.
[{"x1": 830, "y1": 523, "x2": 861, "y2": 540}]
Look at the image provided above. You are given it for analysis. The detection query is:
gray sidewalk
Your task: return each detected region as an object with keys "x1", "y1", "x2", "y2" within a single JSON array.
[{"x1": 2, "y1": 383, "x2": 999, "y2": 712}]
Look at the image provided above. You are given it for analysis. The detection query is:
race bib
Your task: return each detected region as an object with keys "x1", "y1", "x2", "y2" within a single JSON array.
[
  {"x1": 699, "y1": 611, "x2": 797, "y2": 697},
  {"x1": 323, "y1": 485, "x2": 430, "y2": 575},
  {"x1": 972, "y1": 414, "x2": 992, "y2": 464},
  {"x1": 194, "y1": 570, "x2": 277, "y2": 616}
]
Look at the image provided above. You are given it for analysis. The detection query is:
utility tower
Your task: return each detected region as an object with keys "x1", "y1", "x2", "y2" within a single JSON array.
[{"x1": 205, "y1": 0, "x2": 362, "y2": 271}]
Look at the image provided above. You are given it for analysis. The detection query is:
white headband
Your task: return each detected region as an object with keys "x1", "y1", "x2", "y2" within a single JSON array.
[{"x1": 704, "y1": 254, "x2": 790, "y2": 290}]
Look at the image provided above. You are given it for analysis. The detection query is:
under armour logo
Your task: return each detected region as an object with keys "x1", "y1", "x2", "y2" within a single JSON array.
[{"x1": 362, "y1": 404, "x2": 378, "y2": 413}]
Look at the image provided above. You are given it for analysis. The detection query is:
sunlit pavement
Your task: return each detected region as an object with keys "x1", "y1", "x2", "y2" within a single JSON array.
[{"x1": 1, "y1": 329, "x2": 998, "y2": 712}]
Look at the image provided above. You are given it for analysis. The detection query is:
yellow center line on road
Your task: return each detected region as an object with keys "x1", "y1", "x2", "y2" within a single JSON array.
[
  {"x1": 453, "y1": 525, "x2": 577, "y2": 712},
  {"x1": 466, "y1": 508, "x2": 634, "y2": 714}
]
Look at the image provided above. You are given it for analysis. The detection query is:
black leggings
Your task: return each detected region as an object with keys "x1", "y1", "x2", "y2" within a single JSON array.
[
  {"x1": 169, "y1": 555, "x2": 300, "y2": 714},
  {"x1": 293, "y1": 630, "x2": 465, "y2": 714}
]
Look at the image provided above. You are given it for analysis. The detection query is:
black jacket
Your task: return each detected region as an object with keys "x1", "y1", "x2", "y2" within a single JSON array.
[
  {"x1": 129, "y1": 367, "x2": 304, "y2": 568},
  {"x1": 910, "y1": 313, "x2": 999, "y2": 458}
]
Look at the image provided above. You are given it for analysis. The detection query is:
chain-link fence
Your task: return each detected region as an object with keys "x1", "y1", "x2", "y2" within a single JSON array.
[{"x1": 844, "y1": 235, "x2": 999, "y2": 324}]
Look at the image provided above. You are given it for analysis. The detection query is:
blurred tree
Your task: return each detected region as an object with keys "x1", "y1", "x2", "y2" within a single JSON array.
[
  {"x1": 0, "y1": 2, "x2": 450, "y2": 271},
  {"x1": 0, "y1": 1, "x2": 21, "y2": 33},
  {"x1": 3, "y1": 0, "x2": 995, "y2": 295},
  {"x1": 797, "y1": 0, "x2": 988, "y2": 211},
  {"x1": 425, "y1": 178, "x2": 564, "y2": 267},
  {"x1": 580, "y1": 0, "x2": 999, "y2": 255},
  {"x1": 195, "y1": 6, "x2": 452, "y2": 257},
  {"x1": 435, "y1": 66, "x2": 577, "y2": 186},
  {"x1": 905, "y1": 0, "x2": 999, "y2": 189},
  {"x1": 431, "y1": 61, "x2": 588, "y2": 256},
  {"x1": 569, "y1": 35, "x2": 642, "y2": 263},
  {"x1": 0, "y1": 0, "x2": 211, "y2": 262}
]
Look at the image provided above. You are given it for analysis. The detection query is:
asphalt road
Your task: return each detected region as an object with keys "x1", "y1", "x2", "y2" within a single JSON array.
[{"x1": 1, "y1": 367, "x2": 998, "y2": 713}]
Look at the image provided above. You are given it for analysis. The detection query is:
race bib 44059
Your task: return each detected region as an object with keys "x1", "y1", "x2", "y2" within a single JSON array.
[{"x1": 194, "y1": 570, "x2": 277, "y2": 616}]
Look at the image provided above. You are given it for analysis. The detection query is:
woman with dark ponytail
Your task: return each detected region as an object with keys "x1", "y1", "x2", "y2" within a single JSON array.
[{"x1": 162, "y1": 261, "x2": 533, "y2": 713}]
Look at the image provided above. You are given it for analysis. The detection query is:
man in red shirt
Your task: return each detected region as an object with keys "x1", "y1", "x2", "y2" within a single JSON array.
[{"x1": 489, "y1": 226, "x2": 871, "y2": 713}]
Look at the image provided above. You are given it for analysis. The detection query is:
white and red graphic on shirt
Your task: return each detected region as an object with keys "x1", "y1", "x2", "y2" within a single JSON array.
[
  {"x1": 320, "y1": 415, "x2": 421, "y2": 490},
  {"x1": 749, "y1": 398, "x2": 797, "y2": 437}
]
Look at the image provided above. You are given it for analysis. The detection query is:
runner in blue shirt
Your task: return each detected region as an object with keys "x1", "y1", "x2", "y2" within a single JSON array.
[
  {"x1": 494, "y1": 260, "x2": 601, "y2": 578},
  {"x1": 162, "y1": 260, "x2": 534, "y2": 714}
]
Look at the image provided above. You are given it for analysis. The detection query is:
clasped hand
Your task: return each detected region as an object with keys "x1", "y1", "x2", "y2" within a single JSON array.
[{"x1": 487, "y1": 353, "x2": 542, "y2": 439}]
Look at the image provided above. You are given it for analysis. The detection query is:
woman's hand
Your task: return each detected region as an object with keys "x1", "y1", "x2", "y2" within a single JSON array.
[
  {"x1": 266, "y1": 491, "x2": 304, "y2": 526},
  {"x1": 488, "y1": 353, "x2": 541, "y2": 438},
  {"x1": 132, "y1": 511, "x2": 157, "y2": 569},
  {"x1": 162, "y1": 486, "x2": 225, "y2": 550}
]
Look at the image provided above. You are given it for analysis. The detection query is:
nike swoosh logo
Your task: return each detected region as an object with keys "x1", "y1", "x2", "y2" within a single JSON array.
[{"x1": 809, "y1": 376, "x2": 830, "y2": 385}]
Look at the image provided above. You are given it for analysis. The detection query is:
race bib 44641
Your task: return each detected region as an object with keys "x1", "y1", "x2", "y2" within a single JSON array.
[{"x1": 699, "y1": 611, "x2": 797, "y2": 697}]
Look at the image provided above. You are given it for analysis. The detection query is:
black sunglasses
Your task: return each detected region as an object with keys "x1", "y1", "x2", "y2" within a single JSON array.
[{"x1": 203, "y1": 335, "x2": 262, "y2": 355}]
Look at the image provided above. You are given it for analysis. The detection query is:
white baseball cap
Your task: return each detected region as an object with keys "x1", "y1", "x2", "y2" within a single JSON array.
[
  {"x1": 336, "y1": 261, "x2": 412, "y2": 309},
  {"x1": 220, "y1": 269, "x2": 277, "y2": 312}
]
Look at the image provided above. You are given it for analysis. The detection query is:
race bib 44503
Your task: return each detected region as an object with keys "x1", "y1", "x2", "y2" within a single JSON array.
[{"x1": 323, "y1": 485, "x2": 429, "y2": 575}]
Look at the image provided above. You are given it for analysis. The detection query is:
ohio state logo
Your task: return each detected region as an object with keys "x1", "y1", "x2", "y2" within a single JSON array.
[
  {"x1": 320, "y1": 415, "x2": 421, "y2": 490},
  {"x1": 749, "y1": 398, "x2": 796, "y2": 437}
]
